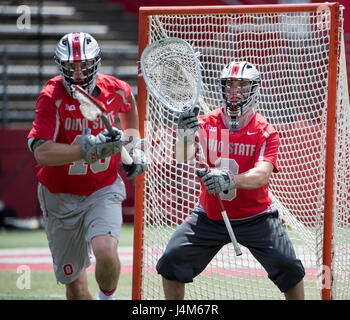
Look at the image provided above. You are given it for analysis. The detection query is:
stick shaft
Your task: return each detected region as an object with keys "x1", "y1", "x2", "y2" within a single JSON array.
[
  {"x1": 196, "y1": 142, "x2": 242, "y2": 256},
  {"x1": 100, "y1": 113, "x2": 134, "y2": 165},
  {"x1": 100, "y1": 114, "x2": 115, "y2": 137},
  {"x1": 214, "y1": 194, "x2": 242, "y2": 256}
]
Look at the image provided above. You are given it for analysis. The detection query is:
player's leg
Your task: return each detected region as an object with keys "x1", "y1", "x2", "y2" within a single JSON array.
[
  {"x1": 37, "y1": 184, "x2": 94, "y2": 300},
  {"x1": 45, "y1": 220, "x2": 93, "y2": 300},
  {"x1": 91, "y1": 234, "x2": 120, "y2": 299},
  {"x1": 156, "y1": 207, "x2": 228, "y2": 299},
  {"x1": 66, "y1": 270, "x2": 93, "y2": 300},
  {"x1": 162, "y1": 277, "x2": 185, "y2": 300},
  {"x1": 86, "y1": 193, "x2": 124, "y2": 300},
  {"x1": 283, "y1": 278, "x2": 304, "y2": 300},
  {"x1": 235, "y1": 210, "x2": 305, "y2": 300}
]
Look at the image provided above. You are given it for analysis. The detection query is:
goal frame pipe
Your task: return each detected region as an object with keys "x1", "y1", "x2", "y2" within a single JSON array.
[
  {"x1": 133, "y1": 2, "x2": 341, "y2": 300},
  {"x1": 137, "y1": 3, "x2": 340, "y2": 15},
  {"x1": 131, "y1": 9, "x2": 149, "y2": 300},
  {"x1": 321, "y1": 2, "x2": 341, "y2": 300}
]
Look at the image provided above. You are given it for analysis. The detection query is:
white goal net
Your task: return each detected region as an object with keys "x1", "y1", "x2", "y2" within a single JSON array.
[{"x1": 134, "y1": 3, "x2": 350, "y2": 300}]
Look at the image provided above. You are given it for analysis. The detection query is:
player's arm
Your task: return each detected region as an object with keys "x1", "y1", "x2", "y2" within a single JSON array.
[
  {"x1": 235, "y1": 127, "x2": 279, "y2": 189},
  {"x1": 32, "y1": 140, "x2": 82, "y2": 166},
  {"x1": 28, "y1": 94, "x2": 82, "y2": 166},
  {"x1": 199, "y1": 130, "x2": 279, "y2": 193},
  {"x1": 234, "y1": 160, "x2": 274, "y2": 189},
  {"x1": 198, "y1": 160, "x2": 274, "y2": 194},
  {"x1": 30, "y1": 129, "x2": 124, "y2": 167},
  {"x1": 175, "y1": 106, "x2": 199, "y2": 163},
  {"x1": 118, "y1": 93, "x2": 147, "y2": 179},
  {"x1": 235, "y1": 129, "x2": 279, "y2": 189},
  {"x1": 118, "y1": 93, "x2": 139, "y2": 134}
]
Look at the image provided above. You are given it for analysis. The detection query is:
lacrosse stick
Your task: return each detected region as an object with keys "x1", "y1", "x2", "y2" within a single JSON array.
[
  {"x1": 140, "y1": 37, "x2": 242, "y2": 256},
  {"x1": 72, "y1": 85, "x2": 133, "y2": 165},
  {"x1": 196, "y1": 144, "x2": 242, "y2": 256}
]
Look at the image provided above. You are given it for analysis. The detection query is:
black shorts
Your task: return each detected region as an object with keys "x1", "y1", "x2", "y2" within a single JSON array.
[{"x1": 156, "y1": 208, "x2": 305, "y2": 293}]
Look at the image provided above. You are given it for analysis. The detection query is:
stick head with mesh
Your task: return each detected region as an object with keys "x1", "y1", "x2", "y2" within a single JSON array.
[
  {"x1": 140, "y1": 37, "x2": 202, "y2": 113},
  {"x1": 72, "y1": 85, "x2": 103, "y2": 121}
]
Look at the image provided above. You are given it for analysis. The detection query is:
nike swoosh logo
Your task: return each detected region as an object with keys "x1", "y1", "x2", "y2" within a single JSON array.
[
  {"x1": 247, "y1": 132, "x2": 258, "y2": 135},
  {"x1": 107, "y1": 97, "x2": 115, "y2": 105}
]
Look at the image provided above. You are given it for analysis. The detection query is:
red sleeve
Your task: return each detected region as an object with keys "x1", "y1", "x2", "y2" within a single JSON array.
[
  {"x1": 27, "y1": 93, "x2": 60, "y2": 141},
  {"x1": 256, "y1": 130, "x2": 280, "y2": 173},
  {"x1": 115, "y1": 80, "x2": 132, "y2": 113}
]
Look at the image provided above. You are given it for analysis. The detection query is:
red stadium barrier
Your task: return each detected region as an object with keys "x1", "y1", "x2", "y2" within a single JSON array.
[{"x1": 0, "y1": 128, "x2": 135, "y2": 222}]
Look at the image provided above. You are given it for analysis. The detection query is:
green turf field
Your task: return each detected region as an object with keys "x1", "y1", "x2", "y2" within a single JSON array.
[
  {"x1": 2, "y1": 223, "x2": 346, "y2": 300},
  {"x1": 0, "y1": 272, "x2": 132, "y2": 300},
  {"x1": 0, "y1": 223, "x2": 134, "y2": 248},
  {"x1": 0, "y1": 223, "x2": 134, "y2": 300}
]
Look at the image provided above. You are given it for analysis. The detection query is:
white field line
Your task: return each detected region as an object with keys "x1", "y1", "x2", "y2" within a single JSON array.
[
  {"x1": 0, "y1": 246, "x2": 319, "y2": 272},
  {"x1": 0, "y1": 247, "x2": 134, "y2": 265}
]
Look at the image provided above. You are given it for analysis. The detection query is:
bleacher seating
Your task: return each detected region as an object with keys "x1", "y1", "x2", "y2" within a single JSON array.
[
  {"x1": 0, "y1": 0, "x2": 139, "y2": 222},
  {"x1": 0, "y1": 0, "x2": 139, "y2": 125}
]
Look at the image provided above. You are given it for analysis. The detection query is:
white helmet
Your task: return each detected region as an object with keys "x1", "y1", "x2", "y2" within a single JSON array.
[
  {"x1": 54, "y1": 32, "x2": 101, "y2": 95},
  {"x1": 219, "y1": 61, "x2": 260, "y2": 117}
]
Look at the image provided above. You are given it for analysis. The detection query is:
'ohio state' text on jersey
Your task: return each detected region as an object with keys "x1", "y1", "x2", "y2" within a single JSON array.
[
  {"x1": 198, "y1": 108, "x2": 279, "y2": 220},
  {"x1": 28, "y1": 73, "x2": 131, "y2": 195}
]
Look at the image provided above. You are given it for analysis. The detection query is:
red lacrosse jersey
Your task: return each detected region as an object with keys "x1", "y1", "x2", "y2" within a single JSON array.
[
  {"x1": 28, "y1": 73, "x2": 132, "y2": 195},
  {"x1": 198, "y1": 108, "x2": 279, "y2": 220}
]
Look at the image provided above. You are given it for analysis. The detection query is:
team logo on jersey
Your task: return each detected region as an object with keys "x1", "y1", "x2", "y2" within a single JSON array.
[
  {"x1": 107, "y1": 97, "x2": 115, "y2": 105},
  {"x1": 65, "y1": 104, "x2": 76, "y2": 111},
  {"x1": 205, "y1": 125, "x2": 217, "y2": 132}
]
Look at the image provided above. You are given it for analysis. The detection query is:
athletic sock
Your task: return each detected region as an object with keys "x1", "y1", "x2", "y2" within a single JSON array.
[{"x1": 97, "y1": 287, "x2": 116, "y2": 300}]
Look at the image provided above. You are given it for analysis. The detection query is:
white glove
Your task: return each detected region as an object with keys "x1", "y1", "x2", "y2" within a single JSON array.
[
  {"x1": 197, "y1": 168, "x2": 236, "y2": 194},
  {"x1": 120, "y1": 137, "x2": 147, "y2": 180},
  {"x1": 177, "y1": 106, "x2": 200, "y2": 144},
  {"x1": 81, "y1": 127, "x2": 123, "y2": 164}
]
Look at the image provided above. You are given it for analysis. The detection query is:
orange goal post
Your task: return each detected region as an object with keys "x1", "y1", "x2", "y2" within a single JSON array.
[{"x1": 133, "y1": 2, "x2": 350, "y2": 300}]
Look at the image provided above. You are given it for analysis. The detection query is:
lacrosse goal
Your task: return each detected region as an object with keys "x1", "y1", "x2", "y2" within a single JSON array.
[{"x1": 133, "y1": 3, "x2": 350, "y2": 300}]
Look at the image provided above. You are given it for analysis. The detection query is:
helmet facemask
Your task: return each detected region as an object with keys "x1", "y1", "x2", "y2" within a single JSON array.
[
  {"x1": 54, "y1": 32, "x2": 101, "y2": 95},
  {"x1": 57, "y1": 57, "x2": 101, "y2": 94},
  {"x1": 221, "y1": 79, "x2": 259, "y2": 117},
  {"x1": 219, "y1": 61, "x2": 261, "y2": 131}
]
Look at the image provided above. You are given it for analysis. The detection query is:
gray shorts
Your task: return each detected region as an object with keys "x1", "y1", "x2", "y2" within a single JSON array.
[
  {"x1": 156, "y1": 208, "x2": 305, "y2": 293},
  {"x1": 37, "y1": 176, "x2": 125, "y2": 284}
]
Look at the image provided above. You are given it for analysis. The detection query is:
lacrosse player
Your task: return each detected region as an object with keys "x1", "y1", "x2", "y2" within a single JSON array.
[
  {"x1": 156, "y1": 61, "x2": 305, "y2": 300},
  {"x1": 27, "y1": 32, "x2": 146, "y2": 300}
]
